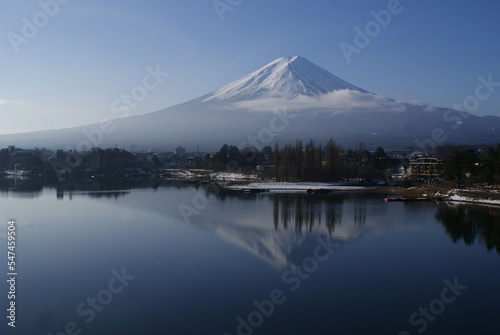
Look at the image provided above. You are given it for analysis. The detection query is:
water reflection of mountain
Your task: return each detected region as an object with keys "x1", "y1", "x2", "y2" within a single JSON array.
[
  {"x1": 13, "y1": 180, "x2": 500, "y2": 269},
  {"x1": 190, "y1": 191, "x2": 386, "y2": 268},
  {"x1": 436, "y1": 204, "x2": 500, "y2": 254},
  {"x1": 212, "y1": 191, "x2": 373, "y2": 233}
]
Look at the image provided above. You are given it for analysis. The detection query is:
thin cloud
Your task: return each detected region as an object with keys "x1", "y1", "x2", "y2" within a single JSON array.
[
  {"x1": 227, "y1": 90, "x2": 424, "y2": 113},
  {"x1": 0, "y1": 100, "x2": 30, "y2": 107}
]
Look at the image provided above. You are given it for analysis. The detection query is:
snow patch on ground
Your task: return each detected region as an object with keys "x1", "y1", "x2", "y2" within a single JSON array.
[
  {"x1": 447, "y1": 194, "x2": 500, "y2": 206},
  {"x1": 209, "y1": 172, "x2": 258, "y2": 181},
  {"x1": 227, "y1": 182, "x2": 367, "y2": 191},
  {"x1": 166, "y1": 170, "x2": 258, "y2": 181}
]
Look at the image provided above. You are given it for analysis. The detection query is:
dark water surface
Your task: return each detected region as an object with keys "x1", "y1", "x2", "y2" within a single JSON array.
[{"x1": 1, "y1": 183, "x2": 499, "y2": 335}]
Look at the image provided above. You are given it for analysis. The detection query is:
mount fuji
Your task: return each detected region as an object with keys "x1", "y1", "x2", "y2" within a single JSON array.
[
  {"x1": 1, "y1": 56, "x2": 500, "y2": 151},
  {"x1": 203, "y1": 56, "x2": 368, "y2": 102}
]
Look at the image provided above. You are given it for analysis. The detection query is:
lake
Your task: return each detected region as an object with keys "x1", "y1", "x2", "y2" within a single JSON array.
[{"x1": 1, "y1": 181, "x2": 499, "y2": 335}]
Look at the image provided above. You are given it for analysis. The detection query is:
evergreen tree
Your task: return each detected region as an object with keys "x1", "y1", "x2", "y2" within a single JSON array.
[
  {"x1": 273, "y1": 143, "x2": 280, "y2": 181},
  {"x1": 295, "y1": 140, "x2": 303, "y2": 181},
  {"x1": 324, "y1": 139, "x2": 334, "y2": 181}
]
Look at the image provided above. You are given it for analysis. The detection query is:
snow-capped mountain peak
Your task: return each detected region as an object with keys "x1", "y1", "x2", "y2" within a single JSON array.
[
  {"x1": 203, "y1": 56, "x2": 367, "y2": 103},
  {"x1": 2, "y1": 56, "x2": 499, "y2": 152}
]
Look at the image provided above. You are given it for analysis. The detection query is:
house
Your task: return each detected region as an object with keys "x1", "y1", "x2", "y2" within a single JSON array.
[{"x1": 409, "y1": 157, "x2": 441, "y2": 179}]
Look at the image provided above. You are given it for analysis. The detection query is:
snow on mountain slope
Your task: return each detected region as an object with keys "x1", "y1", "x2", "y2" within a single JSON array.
[{"x1": 203, "y1": 56, "x2": 367, "y2": 103}]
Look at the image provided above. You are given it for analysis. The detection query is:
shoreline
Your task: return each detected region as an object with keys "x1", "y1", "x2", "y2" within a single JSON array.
[
  {"x1": 224, "y1": 181, "x2": 500, "y2": 207},
  {"x1": 224, "y1": 181, "x2": 375, "y2": 193},
  {"x1": 4, "y1": 172, "x2": 500, "y2": 207},
  {"x1": 375, "y1": 185, "x2": 500, "y2": 207}
]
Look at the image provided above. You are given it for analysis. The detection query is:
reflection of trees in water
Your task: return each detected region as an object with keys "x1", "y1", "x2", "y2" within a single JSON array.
[
  {"x1": 279, "y1": 196, "x2": 292, "y2": 230},
  {"x1": 403, "y1": 201, "x2": 438, "y2": 213},
  {"x1": 272, "y1": 194, "x2": 344, "y2": 234},
  {"x1": 325, "y1": 197, "x2": 343, "y2": 235},
  {"x1": 0, "y1": 178, "x2": 192, "y2": 199},
  {"x1": 273, "y1": 197, "x2": 279, "y2": 230},
  {"x1": 353, "y1": 197, "x2": 366, "y2": 227},
  {"x1": 436, "y1": 204, "x2": 500, "y2": 254},
  {"x1": 0, "y1": 178, "x2": 44, "y2": 195}
]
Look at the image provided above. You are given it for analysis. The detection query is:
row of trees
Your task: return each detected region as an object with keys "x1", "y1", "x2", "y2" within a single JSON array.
[
  {"x1": 482, "y1": 145, "x2": 500, "y2": 184},
  {"x1": 0, "y1": 149, "x2": 9, "y2": 167},
  {"x1": 272, "y1": 139, "x2": 386, "y2": 182},
  {"x1": 92, "y1": 148, "x2": 135, "y2": 171},
  {"x1": 207, "y1": 141, "x2": 500, "y2": 185},
  {"x1": 440, "y1": 144, "x2": 500, "y2": 185},
  {"x1": 206, "y1": 144, "x2": 270, "y2": 172},
  {"x1": 202, "y1": 139, "x2": 401, "y2": 182},
  {"x1": 4, "y1": 141, "x2": 499, "y2": 185}
]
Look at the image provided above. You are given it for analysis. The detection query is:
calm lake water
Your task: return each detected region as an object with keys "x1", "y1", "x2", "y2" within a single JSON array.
[{"x1": 1, "y1": 181, "x2": 499, "y2": 335}]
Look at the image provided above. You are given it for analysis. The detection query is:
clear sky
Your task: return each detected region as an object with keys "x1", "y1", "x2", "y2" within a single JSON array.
[{"x1": 0, "y1": 0, "x2": 499, "y2": 134}]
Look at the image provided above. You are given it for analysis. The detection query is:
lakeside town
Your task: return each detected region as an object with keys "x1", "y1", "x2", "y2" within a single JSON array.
[{"x1": 2, "y1": 140, "x2": 500, "y2": 204}]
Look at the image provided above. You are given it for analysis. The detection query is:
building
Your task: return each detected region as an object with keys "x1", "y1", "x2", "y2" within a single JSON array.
[
  {"x1": 409, "y1": 157, "x2": 441, "y2": 179},
  {"x1": 174, "y1": 146, "x2": 186, "y2": 156}
]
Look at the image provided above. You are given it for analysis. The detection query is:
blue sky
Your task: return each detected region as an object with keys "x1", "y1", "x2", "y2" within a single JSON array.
[{"x1": 0, "y1": 0, "x2": 499, "y2": 134}]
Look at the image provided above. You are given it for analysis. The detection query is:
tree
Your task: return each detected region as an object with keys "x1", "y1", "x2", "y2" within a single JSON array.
[
  {"x1": 273, "y1": 143, "x2": 280, "y2": 181},
  {"x1": 295, "y1": 140, "x2": 303, "y2": 181},
  {"x1": 441, "y1": 149, "x2": 478, "y2": 184},
  {"x1": 262, "y1": 146, "x2": 273, "y2": 157},
  {"x1": 95, "y1": 148, "x2": 134, "y2": 171},
  {"x1": 313, "y1": 143, "x2": 322, "y2": 181},
  {"x1": 152, "y1": 155, "x2": 161, "y2": 167},
  {"x1": 374, "y1": 147, "x2": 386, "y2": 159},
  {"x1": 0, "y1": 149, "x2": 9, "y2": 168},
  {"x1": 324, "y1": 139, "x2": 334, "y2": 181},
  {"x1": 354, "y1": 142, "x2": 371, "y2": 179},
  {"x1": 482, "y1": 144, "x2": 500, "y2": 184},
  {"x1": 281, "y1": 144, "x2": 292, "y2": 181},
  {"x1": 303, "y1": 139, "x2": 316, "y2": 181},
  {"x1": 211, "y1": 144, "x2": 232, "y2": 171},
  {"x1": 370, "y1": 146, "x2": 388, "y2": 178}
]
